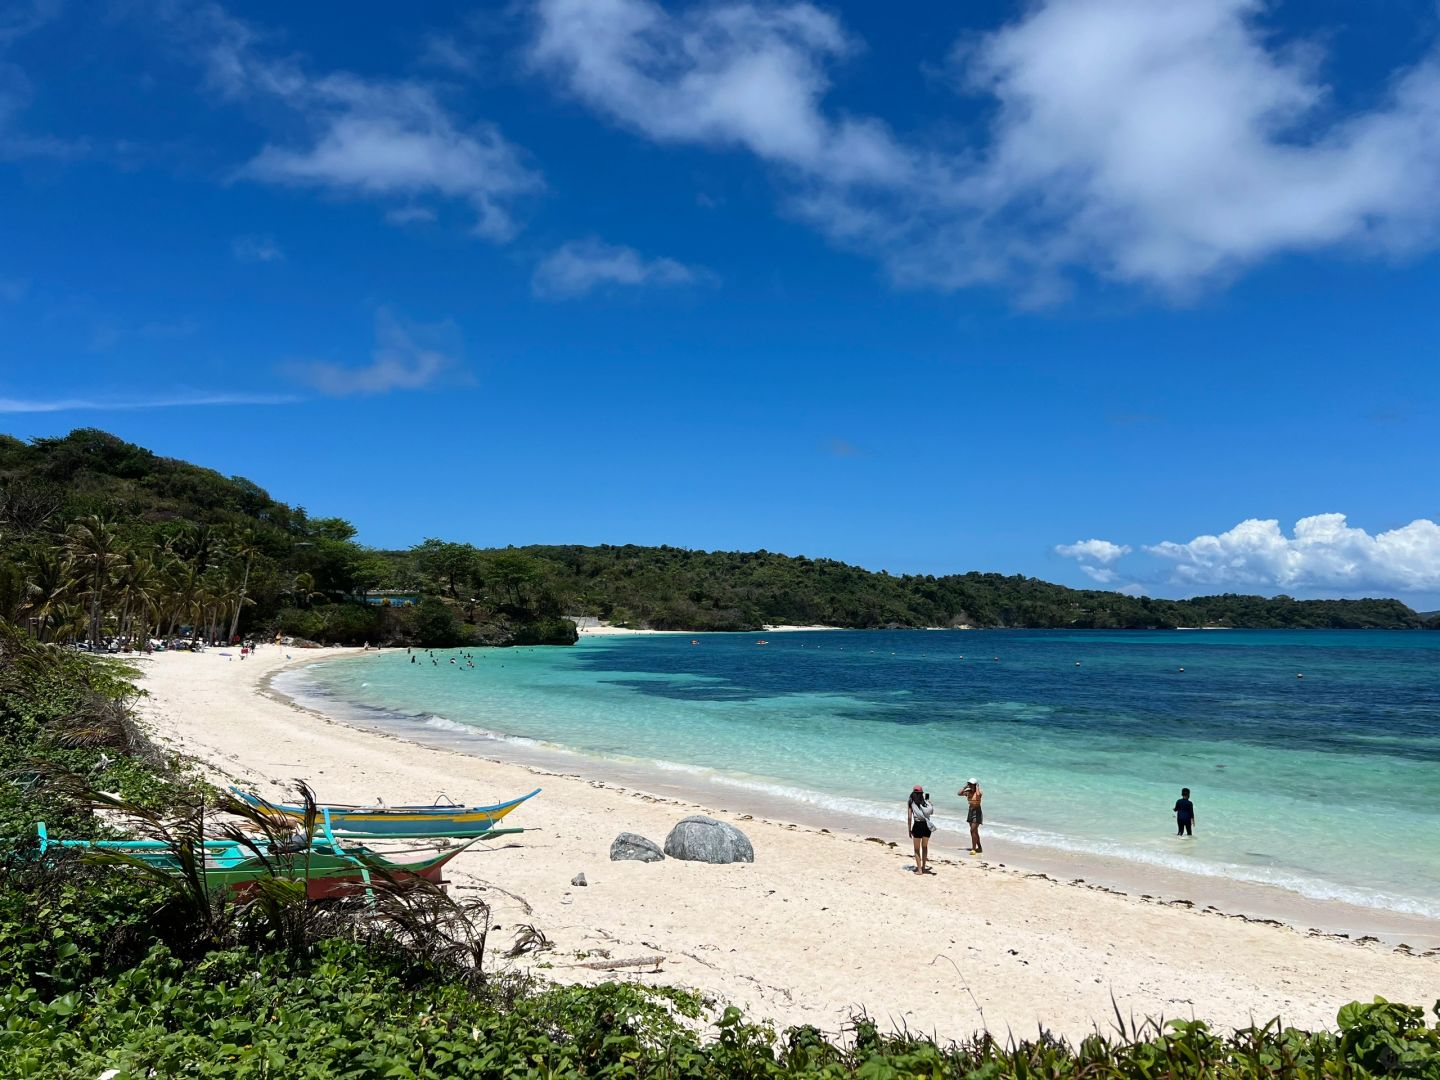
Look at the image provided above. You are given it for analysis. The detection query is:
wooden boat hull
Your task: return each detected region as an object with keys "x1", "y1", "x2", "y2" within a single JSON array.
[
  {"x1": 34, "y1": 824, "x2": 512, "y2": 897},
  {"x1": 231, "y1": 787, "x2": 540, "y2": 838}
]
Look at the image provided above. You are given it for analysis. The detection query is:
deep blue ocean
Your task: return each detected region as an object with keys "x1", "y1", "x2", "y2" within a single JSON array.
[{"x1": 287, "y1": 629, "x2": 1440, "y2": 918}]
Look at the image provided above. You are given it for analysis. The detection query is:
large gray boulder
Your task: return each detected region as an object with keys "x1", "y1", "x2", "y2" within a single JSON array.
[
  {"x1": 610, "y1": 832, "x2": 665, "y2": 863},
  {"x1": 663, "y1": 815, "x2": 754, "y2": 864}
]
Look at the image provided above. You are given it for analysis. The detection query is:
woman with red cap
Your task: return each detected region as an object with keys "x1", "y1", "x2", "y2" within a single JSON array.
[{"x1": 906, "y1": 786, "x2": 935, "y2": 874}]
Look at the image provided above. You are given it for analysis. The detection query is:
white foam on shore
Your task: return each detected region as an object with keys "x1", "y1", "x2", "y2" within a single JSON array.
[
  {"x1": 990, "y1": 822, "x2": 1440, "y2": 920},
  {"x1": 276, "y1": 664, "x2": 1440, "y2": 924}
]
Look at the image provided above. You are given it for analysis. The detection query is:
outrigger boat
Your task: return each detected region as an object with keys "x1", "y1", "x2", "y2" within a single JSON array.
[
  {"x1": 229, "y1": 786, "x2": 540, "y2": 839},
  {"x1": 34, "y1": 818, "x2": 519, "y2": 899}
]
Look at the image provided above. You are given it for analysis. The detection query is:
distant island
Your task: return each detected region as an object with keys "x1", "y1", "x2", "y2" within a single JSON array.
[{"x1": 1, "y1": 428, "x2": 1433, "y2": 647}]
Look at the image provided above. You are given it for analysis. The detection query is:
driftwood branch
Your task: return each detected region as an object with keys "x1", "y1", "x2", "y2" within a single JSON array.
[{"x1": 565, "y1": 954, "x2": 665, "y2": 971}]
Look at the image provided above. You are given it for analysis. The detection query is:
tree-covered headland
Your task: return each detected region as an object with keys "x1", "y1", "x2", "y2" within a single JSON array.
[{"x1": 0, "y1": 428, "x2": 1431, "y2": 647}]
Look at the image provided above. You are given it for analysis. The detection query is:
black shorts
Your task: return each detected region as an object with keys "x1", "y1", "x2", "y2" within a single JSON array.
[
  {"x1": 967, "y1": 807, "x2": 983, "y2": 825},
  {"x1": 911, "y1": 822, "x2": 932, "y2": 839}
]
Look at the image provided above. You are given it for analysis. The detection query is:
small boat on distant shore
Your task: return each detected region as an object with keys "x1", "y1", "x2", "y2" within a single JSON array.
[{"x1": 231, "y1": 786, "x2": 540, "y2": 838}]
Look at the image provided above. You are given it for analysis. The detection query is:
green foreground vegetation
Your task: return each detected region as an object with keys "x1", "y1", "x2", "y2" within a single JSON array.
[
  {"x1": 3, "y1": 620, "x2": 1440, "y2": 1078},
  {"x1": 1, "y1": 428, "x2": 1434, "y2": 642}
]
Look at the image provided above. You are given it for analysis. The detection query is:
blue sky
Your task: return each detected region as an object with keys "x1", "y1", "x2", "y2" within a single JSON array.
[{"x1": 2, "y1": 0, "x2": 1439, "y2": 606}]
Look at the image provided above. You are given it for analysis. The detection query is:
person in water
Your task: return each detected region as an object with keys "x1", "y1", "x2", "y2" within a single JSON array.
[
  {"x1": 958, "y1": 779, "x2": 983, "y2": 854},
  {"x1": 907, "y1": 786, "x2": 934, "y2": 874},
  {"x1": 1174, "y1": 788, "x2": 1195, "y2": 836}
]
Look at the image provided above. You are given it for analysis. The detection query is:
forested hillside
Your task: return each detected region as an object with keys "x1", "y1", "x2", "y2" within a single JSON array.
[
  {"x1": 0, "y1": 429, "x2": 573, "y2": 647},
  {"x1": 508, "y1": 544, "x2": 1428, "y2": 631},
  {"x1": 0, "y1": 429, "x2": 1431, "y2": 640}
]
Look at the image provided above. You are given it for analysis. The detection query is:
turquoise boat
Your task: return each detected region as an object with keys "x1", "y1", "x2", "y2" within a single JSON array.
[
  {"x1": 230, "y1": 786, "x2": 540, "y2": 839},
  {"x1": 35, "y1": 818, "x2": 519, "y2": 899}
]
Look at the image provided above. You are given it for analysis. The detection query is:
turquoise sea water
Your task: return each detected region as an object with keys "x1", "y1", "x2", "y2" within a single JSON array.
[{"x1": 284, "y1": 630, "x2": 1440, "y2": 919}]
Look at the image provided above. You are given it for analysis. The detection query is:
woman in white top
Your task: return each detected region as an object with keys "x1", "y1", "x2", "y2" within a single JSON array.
[{"x1": 906, "y1": 786, "x2": 935, "y2": 874}]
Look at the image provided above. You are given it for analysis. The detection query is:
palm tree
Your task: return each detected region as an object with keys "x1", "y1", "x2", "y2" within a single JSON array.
[
  {"x1": 284, "y1": 571, "x2": 323, "y2": 610},
  {"x1": 226, "y1": 528, "x2": 261, "y2": 643},
  {"x1": 49, "y1": 601, "x2": 89, "y2": 644},
  {"x1": 115, "y1": 552, "x2": 162, "y2": 645},
  {"x1": 65, "y1": 516, "x2": 122, "y2": 647},
  {"x1": 22, "y1": 545, "x2": 75, "y2": 641}
]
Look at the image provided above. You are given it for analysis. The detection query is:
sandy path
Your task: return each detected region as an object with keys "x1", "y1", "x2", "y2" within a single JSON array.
[{"x1": 132, "y1": 647, "x2": 1438, "y2": 1043}]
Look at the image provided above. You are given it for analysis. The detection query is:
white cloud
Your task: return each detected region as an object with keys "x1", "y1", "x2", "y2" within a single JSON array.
[
  {"x1": 1, "y1": 4, "x2": 88, "y2": 162},
  {"x1": 531, "y1": 238, "x2": 709, "y2": 298},
  {"x1": 530, "y1": 0, "x2": 908, "y2": 186},
  {"x1": 0, "y1": 0, "x2": 61, "y2": 47},
  {"x1": 420, "y1": 33, "x2": 476, "y2": 76},
  {"x1": 530, "y1": 0, "x2": 1440, "y2": 297},
  {"x1": 384, "y1": 205, "x2": 437, "y2": 225},
  {"x1": 0, "y1": 391, "x2": 297, "y2": 413},
  {"x1": 1055, "y1": 538, "x2": 1132, "y2": 564},
  {"x1": 1146, "y1": 514, "x2": 1440, "y2": 593},
  {"x1": 232, "y1": 234, "x2": 283, "y2": 263},
  {"x1": 285, "y1": 308, "x2": 464, "y2": 396},
  {"x1": 176, "y1": 4, "x2": 539, "y2": 240}
]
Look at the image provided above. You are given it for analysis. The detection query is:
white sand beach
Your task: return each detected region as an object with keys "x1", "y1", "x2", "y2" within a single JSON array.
[{"x1": 133, "y1": 647, "x2": 1440, "y2": 1043}]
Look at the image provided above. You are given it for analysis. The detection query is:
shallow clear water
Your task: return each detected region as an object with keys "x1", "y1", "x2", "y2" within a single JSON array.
[{"x1": 288, "y1": 629, "x2": 1440, "y2": 918}]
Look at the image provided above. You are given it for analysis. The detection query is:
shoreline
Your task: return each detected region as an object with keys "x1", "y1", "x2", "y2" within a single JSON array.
[
  {"x1": 133, "y1": 646, "x2": 1440, "y2": 1042},
  {"x1": 273, "y1": 654, "x2": 1440, "y2": 947}
]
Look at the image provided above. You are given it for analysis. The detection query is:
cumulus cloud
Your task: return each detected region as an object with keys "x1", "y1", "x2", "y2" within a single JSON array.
[
  {"x1": 531, "y1": 238, "x2": 709, "y2": 298},
  {"x1": 175, "y1": 4, "x2": 539, "y2": 240},
  {"x1": 285, "y1": 308, "x2": 464, "y2": 396},
  {"x1": 1146, "y1": 515, "x2": 1440, "y2": 593},
  {"x1": 232, "y1": 233, "x2": 283, "y2": 263},
  {"x1": 530, "y1": 0, "x2": 1440, "y2": 297},
  {"x1": 1055, "y1": 539, "x2": 1134, "y2": 586},
  {"x1": 530, "y1": 0, "x2": 909, "y2": 186},
  {"x1": 1055, "y1": 538, "x2": 1132, "y2": 564}
]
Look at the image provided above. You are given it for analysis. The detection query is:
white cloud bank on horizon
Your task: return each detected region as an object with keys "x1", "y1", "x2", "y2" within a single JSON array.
[
  {"x1": 285, "y1": 308, "x2": 465, "y2": 396},
  {"x1": 1147, "y1": 515, "x2": 1440, "y2": 594},
  {"x1": 532, "y1": 238, "x2": 710, "y2": 298},
  {"x1": 1056, "y1": 515, "x2": 1440, "y2": 594},
  {"x1": 530, "y1": 0, "x2": 1440, "y2": 298},
  {"x1": 173, "y1": 4, "x2": 539, "y2": 241}
]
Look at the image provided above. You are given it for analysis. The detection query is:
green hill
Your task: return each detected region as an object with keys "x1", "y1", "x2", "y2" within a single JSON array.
[{"x1": 0, "y1": 428, "x2": 1428, "y2": 639}]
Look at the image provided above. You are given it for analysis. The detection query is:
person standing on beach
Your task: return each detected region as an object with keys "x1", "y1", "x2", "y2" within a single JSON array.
[
  {"x1": 907, "y1": 786, "x2": 934, "y2": 874},
  {"x1": 1174, "y1": 788, "x2": 1195, "y2": 836},
  {"x1": 958, "y1": 779, "x2": 983, "y2": 855}
]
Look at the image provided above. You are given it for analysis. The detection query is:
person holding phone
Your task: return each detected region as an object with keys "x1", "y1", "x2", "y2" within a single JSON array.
[{"x1": 907, "y1": 786, "x2": 934, "y2": 874}]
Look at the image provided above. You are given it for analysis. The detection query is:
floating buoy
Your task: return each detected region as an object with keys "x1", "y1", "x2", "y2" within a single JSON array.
[
  {"x1": 1075, "y1": 661, "x2": 1081, "y2": 667},
  {"x1": 1297, "y1": 673, "x2": 1304, "y2": 679},
  {"x1": 1178, "y1": 667, "x2": 1185, "y2": 672}
]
